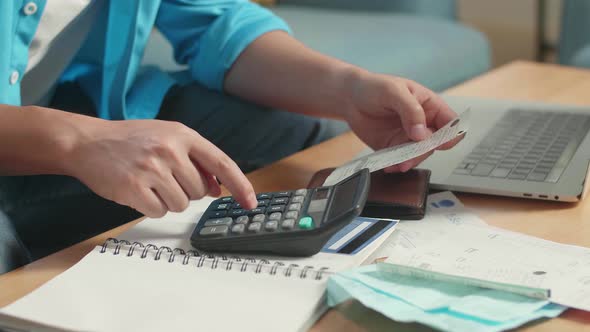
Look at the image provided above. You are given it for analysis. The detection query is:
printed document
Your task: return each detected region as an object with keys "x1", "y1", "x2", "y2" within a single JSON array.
[{"x1": 378, "y1": 192, "x2": 590, "y2": 311}]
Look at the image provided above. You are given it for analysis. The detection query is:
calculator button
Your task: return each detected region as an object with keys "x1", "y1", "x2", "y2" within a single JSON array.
[
  {"x1": 215, "y1": 203, "x2": 231, "y2": 210},
  {"x1": 257, "y1": 199, "x2": 269, "y2": 207},
  {"x1": 264, "y1": 220, "x2": 278, "y2": 232},
  {"x1": 248, "y1": 207, "x2": 265, "y2": 215},
  {"x1": 288, "y1": 203, "x2": 301, "y2": 211},
  {"x1": 281, "y1": 219, "x2": 295, "y2": 230},
  {"x1": 235, "y1": 216, "x2": 249, "y2": 224},
  {"x1": 204, "y1": 217, "x2": 233, "y2": 227},
  {"x1": 291, "y1": 195, "x2": 305, "y2": 203},
  {"x1": 271, "y1": 197, "x2": 289, "y2": 205},
  {"x1": 268, "y1": 205, "x2": 285, "y2": 213},
  {"x1": 274, "y1": 191, "x2": 291, "y2": 197},
  {"x1": 269, "y1": 212, "x2": 282, "y2": 221},
  {"x1": 211, "y1": 210, "x2": 227, "y2": 218},
  {"x1": 231, "y1": 224, "x2": 245, "y2": 234},
  {"x1": 295, "y1": 189, "x2": 307, "y2": 196},
  {"x1": 298, "y1": 217, "x2": 314, "y2": 230},
  {"x1": 230, "y1": 209, "x2": 245, "y2": 217},
  {"x1": 232, "y1": 202, "x2": 242, "y2": 209},
  {"x1": 248, "y1": 222, "x2": 262, "y2": 233},
  {"x1": 285, "y1": 211, "x2": 298, "y2": 220},
  {"x1": 252, "y1": 214, "x2": 266, "y2": 223},
  {"x1": 256, "y1": 193, "x2": 272, "y2": 200},
  {"x1": 218, "y1": 197, "x2": 233, "y2": 203},
  {"x1": 200, "y1": 226, "x2": 229, "y2": 237}
]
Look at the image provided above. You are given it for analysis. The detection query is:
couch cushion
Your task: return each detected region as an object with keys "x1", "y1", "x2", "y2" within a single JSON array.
[
  {"x1": 272, "y1": 6, "x2": 490, "y2": 91},
  {"x1": 571, "y1": 44, "x2": 590, "y2": 69}
]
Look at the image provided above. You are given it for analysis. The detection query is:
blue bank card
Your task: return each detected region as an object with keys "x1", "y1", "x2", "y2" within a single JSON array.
[{"x1": 321, "y1": 217, "x2": 398, "y2": 255}]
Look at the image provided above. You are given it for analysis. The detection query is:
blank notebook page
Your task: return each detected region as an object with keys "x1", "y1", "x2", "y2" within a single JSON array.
[
  {"x1": 0, "y1": 247, "x2": 327, "y2": 332},
  {"x1": 0, "y1": 197, "x2": 394, "y2": 332}
]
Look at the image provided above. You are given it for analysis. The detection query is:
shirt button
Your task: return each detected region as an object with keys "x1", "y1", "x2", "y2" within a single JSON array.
[
  {"x1": 23, "y1": 2, "x2": 38, "y2": 16},
  {"x1": 9, "y1": 71, "x2": 20, "y2": 85}
]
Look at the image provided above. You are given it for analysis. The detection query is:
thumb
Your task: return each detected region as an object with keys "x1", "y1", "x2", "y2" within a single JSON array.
[{"x1": 393, "y1": 87, "x2": 429, "y2": 141}]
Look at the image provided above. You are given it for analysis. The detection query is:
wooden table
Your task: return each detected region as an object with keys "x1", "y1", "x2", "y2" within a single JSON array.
[{"x1": 1, "y1": 61, "x2": 590, "y2": 331}]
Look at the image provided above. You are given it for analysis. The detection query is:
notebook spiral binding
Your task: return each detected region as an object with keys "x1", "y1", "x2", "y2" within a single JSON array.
[{"x1": 99, "y1": 238, "x2": 331, "y2": 280}]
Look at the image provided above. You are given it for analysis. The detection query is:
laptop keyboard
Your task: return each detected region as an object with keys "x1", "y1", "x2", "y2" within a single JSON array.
[{"x1": 454, "y1": 109, "x2": 590, "y2": 183}]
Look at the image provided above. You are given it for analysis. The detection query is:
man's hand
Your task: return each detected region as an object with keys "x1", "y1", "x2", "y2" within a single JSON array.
[
  {"x1": 224, "y1": 32, "x2": 462, "y2": 174},
  {"x1": 66, "y1": 119, "x2": 257, "y2": 218},
  {"x1": 344, "y1": 73, "x2": 463, "y2": 173}
]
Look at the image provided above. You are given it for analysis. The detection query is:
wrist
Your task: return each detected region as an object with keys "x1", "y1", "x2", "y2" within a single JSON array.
[
  {"x1": 334, "y1": 65, "x2": 370, "y2": 122},
  {"x1": 46, "y1": 108, "x2": 106, "y2": 177}
]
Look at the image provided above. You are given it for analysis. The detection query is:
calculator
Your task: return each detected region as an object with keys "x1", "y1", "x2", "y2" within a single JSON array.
[{"x1": 190, "y1": 169, "x2": 370, "y2": 256}]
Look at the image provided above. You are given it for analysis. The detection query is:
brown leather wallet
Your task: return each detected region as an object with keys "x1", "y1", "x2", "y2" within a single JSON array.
[{"x1": 307, "y1": 168, "x2": 431, "y2": 220}]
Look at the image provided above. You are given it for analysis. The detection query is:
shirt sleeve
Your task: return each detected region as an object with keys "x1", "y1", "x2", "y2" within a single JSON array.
[{"x1": 156, "y1": 0, "x2": 291, "y2": 91}]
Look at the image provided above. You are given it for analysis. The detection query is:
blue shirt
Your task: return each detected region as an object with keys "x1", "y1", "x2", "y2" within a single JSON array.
[{"x1": 0, "y1": 0, "x2": 290, "y2": 119}]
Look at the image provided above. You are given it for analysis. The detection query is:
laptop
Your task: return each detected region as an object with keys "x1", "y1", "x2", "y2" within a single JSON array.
[{"x1": 420, "y1": 96, "x2": 590, "y2": 202}]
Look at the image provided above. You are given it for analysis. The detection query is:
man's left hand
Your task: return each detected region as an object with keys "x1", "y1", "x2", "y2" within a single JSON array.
[{"x1": 344, "y1": 73, "x2": 463, "y2": 173}]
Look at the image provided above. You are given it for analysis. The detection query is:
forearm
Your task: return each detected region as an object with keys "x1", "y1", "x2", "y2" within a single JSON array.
[
  {"x1": 0, "y1": 104, "x2": 98, "y2": 176},
  {"x1": 224, "y1": 31, "x2": 367, "y2": 120}
]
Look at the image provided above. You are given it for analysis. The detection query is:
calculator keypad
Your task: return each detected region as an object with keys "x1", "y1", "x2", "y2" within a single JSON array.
[
  {"x1": 211, "y1": 211, "x2": 227, "y2": 218},
  {"x1": 281, "y1": 219, "x2": 295, "y2": 229},
  {"x1": 248, "y1": 222, "x2": 262, "y2": 233},
  {"x1": 204, "y1": 217, "x2": 233, "y2": 227},
  {"x1": 235, "y1": 216, "x2": 249, "y2": 224},
  {"x1": 198, "y1": 189, "x2": 316, "y2": 238},
  {"x1": 252, "y1": 214, "x2": 266, "y2": 223},
  {"x1": 231, "y1": 223, "x2": 245, "y2": 234}
]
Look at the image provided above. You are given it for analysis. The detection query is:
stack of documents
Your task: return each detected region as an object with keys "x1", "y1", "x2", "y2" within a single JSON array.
[
  {"x1": 380, "y1": 192, "x2": 590, "y2": 311},
  {"x1": 328, "y1": 265, "x2": 565, "y2": 332},
  {"x1": 325, "y1": 192, "x2": 590, "y2": 331}
]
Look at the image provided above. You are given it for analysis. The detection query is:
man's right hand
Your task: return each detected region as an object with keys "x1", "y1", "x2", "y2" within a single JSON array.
[{"x1": 66, "y1": 119, "x2": 257, "y2": 218}]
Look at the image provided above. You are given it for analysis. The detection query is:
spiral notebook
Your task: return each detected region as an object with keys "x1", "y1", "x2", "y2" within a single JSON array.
[{"x1": 0, "y1": 198, "x2": 397, "y2": 332}]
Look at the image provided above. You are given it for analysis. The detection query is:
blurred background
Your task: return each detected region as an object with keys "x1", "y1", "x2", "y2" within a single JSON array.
[
  {"x1": 457, "y1": 0, "x2": 562, "y2": 65},
  {"x1": 145, "y1": 0, "x2": 589, "y2": 92},
  {"x1": 255, "y1": 0, "x2": 566, "y2": 66}
]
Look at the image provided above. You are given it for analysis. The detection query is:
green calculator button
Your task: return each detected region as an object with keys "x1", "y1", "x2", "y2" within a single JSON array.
[{"x1": 298, "y1": 217, "x2": 314, "y2": 230}]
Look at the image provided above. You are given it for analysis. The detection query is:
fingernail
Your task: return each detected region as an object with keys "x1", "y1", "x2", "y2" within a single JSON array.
[
  {"x1": 411, "y1": 124, "x2": 427, "y2": 140},
  {"x1": 249, "y1": 195, "x2": 258, "y2": 208}
]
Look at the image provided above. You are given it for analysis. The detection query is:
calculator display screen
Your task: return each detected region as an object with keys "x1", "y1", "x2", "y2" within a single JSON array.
[{"x1": 327, "y1": 173, "x2": 360, "y2": 220}]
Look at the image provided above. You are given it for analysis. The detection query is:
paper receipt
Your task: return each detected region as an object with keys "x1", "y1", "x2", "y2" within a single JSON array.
[{"x1": 323, "y1": 109, "x2": 471, "y2": 186}]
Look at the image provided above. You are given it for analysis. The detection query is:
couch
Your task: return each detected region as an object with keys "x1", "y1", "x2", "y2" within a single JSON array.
[
  {"x1": 559, "y1": 0, "x2": 590, "y2": 68},
  {"x1": 143, "y1": 0, "x2": 491, "y2": 92}
]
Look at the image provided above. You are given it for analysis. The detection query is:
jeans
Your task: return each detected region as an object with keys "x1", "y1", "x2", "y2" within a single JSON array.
[
  {"x1": 0, "y1": 82, "x2": 348, "y2": 272},
  {"x1": 0, "y1": 209, "x2": 30, "y2": 274}
]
